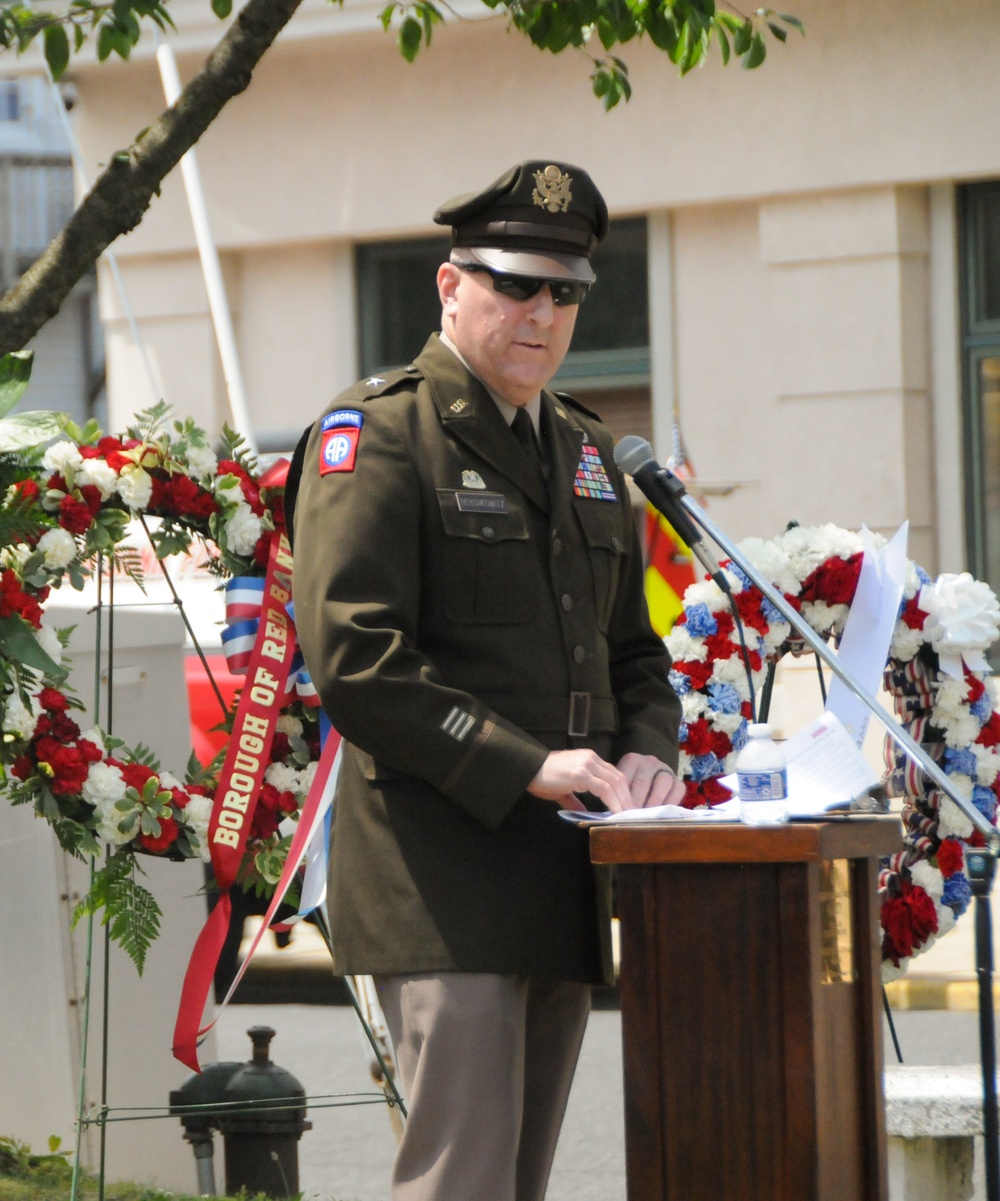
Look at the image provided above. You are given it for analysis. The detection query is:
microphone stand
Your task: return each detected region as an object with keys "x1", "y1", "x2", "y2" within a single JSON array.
[{"x1": 663, "y1": 478, "x2": 1000, "y2": 1194}]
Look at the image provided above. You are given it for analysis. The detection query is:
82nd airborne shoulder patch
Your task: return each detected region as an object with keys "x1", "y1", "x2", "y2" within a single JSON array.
[
  {"x1": 573, "y1": 444, "x2": 617, "y2": 502},
  {"x1": 319, "y1": 409, "x2": 363, "y2": 475}
]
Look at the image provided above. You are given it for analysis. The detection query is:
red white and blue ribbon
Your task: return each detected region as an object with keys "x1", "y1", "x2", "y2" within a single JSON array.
[{"x1": 222, "y1": 580, "x2": 320, "y2": 706}]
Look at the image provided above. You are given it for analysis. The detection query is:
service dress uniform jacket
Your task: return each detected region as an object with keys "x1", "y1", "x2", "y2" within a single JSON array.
[{"x1": 292, "y1": 334, "x2": 681, "y2": 986}]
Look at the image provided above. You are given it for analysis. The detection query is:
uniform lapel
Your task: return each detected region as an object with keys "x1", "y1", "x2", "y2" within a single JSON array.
[{"x1": 416, "y1": 335, "x2": 550, "y2": 513}]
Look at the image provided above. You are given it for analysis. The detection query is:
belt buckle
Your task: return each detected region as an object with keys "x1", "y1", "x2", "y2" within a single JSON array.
[{"x1": 568, "y1": 691, "x2": 591, "y2": 738}]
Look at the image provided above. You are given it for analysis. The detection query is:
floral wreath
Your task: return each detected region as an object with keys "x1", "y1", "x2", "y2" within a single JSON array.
[
  {"x1": 0, "y1": 394, "x2": 320, "y2": 971},
  {"x1": 666, "y1": 524, "x2": 1000, "y2": 979}
]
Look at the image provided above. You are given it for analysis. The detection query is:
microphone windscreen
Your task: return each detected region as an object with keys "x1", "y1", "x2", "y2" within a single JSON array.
[{"x1": 614, "y1": 435, "x2": 656, "y2": 476}]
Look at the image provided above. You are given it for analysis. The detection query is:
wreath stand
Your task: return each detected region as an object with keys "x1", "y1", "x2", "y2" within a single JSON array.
[{"x1": 40, "y1": 558, "x2": 405, "y2": 1201}]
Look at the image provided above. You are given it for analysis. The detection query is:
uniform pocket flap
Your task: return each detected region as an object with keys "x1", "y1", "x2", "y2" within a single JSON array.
[{"x1": 437, "y1": 490, "x2": 529, "y2": 543}]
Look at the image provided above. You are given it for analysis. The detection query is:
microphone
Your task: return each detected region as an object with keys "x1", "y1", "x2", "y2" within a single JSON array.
[{"x1": 613, "y1": 435, "x2": 731, "y2": 593}]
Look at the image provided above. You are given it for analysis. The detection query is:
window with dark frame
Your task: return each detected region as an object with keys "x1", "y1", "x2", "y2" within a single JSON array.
[
  {"x1": 354, "y1": 218, "x2": 651, "y2": 441},
  {"x1": 959, "y1": 182, "x2": 1000, "y2": 668}
]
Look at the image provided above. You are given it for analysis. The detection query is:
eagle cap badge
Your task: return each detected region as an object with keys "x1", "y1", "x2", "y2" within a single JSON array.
[{"x1": 533, "y1": 165, "x2": 572, "y2": 214}]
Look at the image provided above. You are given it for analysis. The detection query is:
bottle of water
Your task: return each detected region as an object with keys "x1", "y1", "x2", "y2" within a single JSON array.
[{"x1": 737, "y1": 723, "x2": 790, "y2": 826}]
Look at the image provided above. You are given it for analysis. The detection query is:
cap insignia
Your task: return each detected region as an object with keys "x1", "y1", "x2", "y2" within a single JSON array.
[
  {"x1": 533, "y1": 165, "x2": 572, "y2": 214},
  {"x1": 450, "y1": 398, "x2": 469, "y2": 414},
  {"x1": 462, "y1": 470, "x2": 487, "y2": 490}
]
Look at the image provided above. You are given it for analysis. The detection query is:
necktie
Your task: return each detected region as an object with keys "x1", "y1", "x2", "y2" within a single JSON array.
[{"x1": 510, "y1": 407, "x2": 548, "y2": 494}]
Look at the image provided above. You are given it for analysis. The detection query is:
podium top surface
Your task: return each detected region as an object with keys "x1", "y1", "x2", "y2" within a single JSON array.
[{"x1": 589, "y1": 815, "x2": 902, "y2": 866}]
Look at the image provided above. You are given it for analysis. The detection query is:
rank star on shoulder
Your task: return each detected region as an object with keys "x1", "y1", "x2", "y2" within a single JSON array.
[{"x1": 366, "y1": 376, "x2": 386, "y2": 387}]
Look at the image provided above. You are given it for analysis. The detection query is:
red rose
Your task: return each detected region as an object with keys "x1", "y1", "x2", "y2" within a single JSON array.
[
  {"x1": 120, "y1": 762, "x2": 157, "y2": 792},
  {"x1": 976, "y1": 713, "x2": 1000, "y2": 748},
  {"x1": 11, "y1": 755, "x2": 33, "y2": 780},
  {"x1": 58, "y1": 494, "x2": 94, "y2": 535},
  {"x1": 880, "y1": 880, "x2": 939, "y2": 965},
  {"x1": 13, "y1": 478, "x2": 39, "y2": 502},
  {"x1": 249, "y1": 805, "x2": 281, "y2": 841},
  {"x1": 801, "y1": 554, "x2": 863, "y2": 606},
  {"x1": 39, "y1": 687, "x2": 69, "y2": 712},
  {"x1": 936, "y1": 839, "x2": 965, "y2": 878},
  {"x1": 138, "y1": 816, "x2": 180, "y2": 854},
  {"x1": 35, "y1": 712, "x2": 81, "y2": 742},
  {"x1": 44, "y1": 744, "x2": 91, "y2": 796},
  {"x1": 270, "y1": 733, "x2": 292, "y2": 762},
  {"x1": 674, "y1": 659, "x2": 714, "y2": 690},
  {"x1": 0, "y1": 569, "x2": 45, "y2": 628},
  {"x1": 252, "y1": 536, "x2": 270, "y2": 568}
]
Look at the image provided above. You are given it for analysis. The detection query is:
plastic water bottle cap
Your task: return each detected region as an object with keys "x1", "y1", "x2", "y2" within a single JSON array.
[{"x1": 747, "y1": 723, "x2": 773, "y2": 738}]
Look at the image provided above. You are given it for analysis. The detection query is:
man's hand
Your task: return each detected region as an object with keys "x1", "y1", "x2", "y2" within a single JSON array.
[
  {"x1": 527, "y1": 749, "x2": 635, "y2": 813},
  {"x1": 616, "y1": 753, "x2": 685, "y2": 809}
]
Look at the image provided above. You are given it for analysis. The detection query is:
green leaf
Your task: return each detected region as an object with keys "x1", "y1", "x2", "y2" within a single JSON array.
[
  {"x1": 742, "y1": 29, "x2": 766, "y2": 67},
  {"x1": 74, "y1": 854, "x2": 162, "y2": 973},
  {"x1": 0, "y1": 410, "x2": 67, "y2": 452},
  {"x1": 0, "y1": 351, "x2": 33, "y2": 419},
  {"x1": 43, "y1": 24, "x2": 70, "y2": 80},
  {"x1": 767, "y1": 20, "x2": 787, "y2": 41},
  {"x1": 211, "y1": 0, "x2": 232, "y2": 15},
  {"x1": 732, "y1": 18, "x2": 752, "y2": 54},
  {"x1": 716, "y1": 22, "x2": 730, "y2": 64},
  {"x1": 777, "y1": 12, "x2": 804, "y2": 32},
  {"x1": 0, "y1": 615, "x2": 67, "y2": 682},
  {"x1": 398, "y1": 15, "x2": 422, "y2": 61}
]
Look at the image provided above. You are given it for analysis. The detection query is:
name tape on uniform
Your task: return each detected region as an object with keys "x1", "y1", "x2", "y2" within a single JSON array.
[{"x1": 319, "y1": 409, "x2": 364, "y2": 475}]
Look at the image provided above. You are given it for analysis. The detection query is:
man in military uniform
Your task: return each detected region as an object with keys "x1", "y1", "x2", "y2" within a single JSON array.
[{"x1": 292, "y1": 160, "x2": 682, "y2": 1201}]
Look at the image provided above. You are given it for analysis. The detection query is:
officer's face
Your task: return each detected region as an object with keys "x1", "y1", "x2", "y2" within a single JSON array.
[{"x1": 438, "y1": 263, "x2": 579, "y2": 406}]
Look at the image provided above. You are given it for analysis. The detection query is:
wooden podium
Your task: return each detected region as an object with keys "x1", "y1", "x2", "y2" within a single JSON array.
[{"x1": 590, "y1": 817, "x2": 902, "y2": 1201}]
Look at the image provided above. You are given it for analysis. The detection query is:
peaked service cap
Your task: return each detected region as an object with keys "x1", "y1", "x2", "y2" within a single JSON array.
[{"x1": 433, "y1": 160, "x2": 609, "y2": 284}]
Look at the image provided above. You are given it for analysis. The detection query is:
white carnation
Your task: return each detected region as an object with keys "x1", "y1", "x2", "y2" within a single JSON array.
[
  {"x1": 300, "y1": 760, "x2": 318, "y2": 794},
  {"x1": 711, "y1": 711, "x2": 746, "y2": 736},
  {"x1": 665, "y1": 627, "x2": 707, "y2": 662},
  {"x1": 937, "y1": 796, "x2": 975, "y2": 841},
  {"x1": 889, "y1": 623, "x2": 924, "y2": 662},
  {"x1": 2, "y1": 689, "x2": 42, "y2": 739},
  {"x1": 680, "y1": 580, "x2": 729, "y2": 613},
  {"x1": 225, "y1": 502, "x2": 263, "y2": 555},
  {"x1": 116, "y1": 466, "x2": 153, "y2": 510},
  {"x1": 36, "y1": 527, "x2": 78, "y2": 569},
  {"x1": 972, "y1": 745, "x2": 1000, "y2": 787},
  {"x1": 801, "y1": 600, "x2": 849, "y2": 636},
  {"x1": 265, "y1": 762, "x2": 302, "y2": 794},
  {"x1": 79, "y1": 727, "x2": 105, "y2": 754},
  {"x1": 181, "y1": 795, "x2": 214, "y2": 861},
  {"x1": 94, "y1": 794, "x2": 140, "y2": 846},
  {"x1": 882, "y1": 957, "x2": 909, "y2": 984},
  {"x1": 939, "y1": 712, "x2": 982, "y2": 750},
  {"x1": 158, "y1": 770, "x2": 184, "y2": 790},
  {"x1": 76, "y1": 458, "x2": 119, "y2": 500},
  {"x1": 41, "y1": 440, "x2": 83, "y2": 477},
  {"x1": 908, "y1": 859, "x2": 944, "y2": 901},
  {"x1": 681, "y1": 692, "x2": 708, "y2": 722},
  {"x1": 711, "y1": 655, "x2": 754, "y2": 699},
  {"x1": 1, "y1": 542, "x2": 31, "y2": 571},
  {"x1": 82, "y1": 761, "x2": 127, "y2": 808},
  {"x1": 737, "y1": 538, "x2": 799, "y2": 595},
  {"x1": 935, "y1": 905, "x2": 957, "y2": 939},
  {"x1": 276, "y1": 714, "x2": 304, "y2": 738},
  {"x1": 186, "y1": 445, "x2": 218, "y2": 479},
  {"x1": 35, "y1": 624, "x2": 63, "y2": 665}
]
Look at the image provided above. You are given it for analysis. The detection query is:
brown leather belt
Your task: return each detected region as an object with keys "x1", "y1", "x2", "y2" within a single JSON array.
[{"x1": 479, "y1": 693, "x2": 617, "y2": 738}]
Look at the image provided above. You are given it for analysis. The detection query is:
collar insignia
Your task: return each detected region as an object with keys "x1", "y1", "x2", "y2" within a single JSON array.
[
  {"x1": 450, "y1": 398, "x2": 469, "y2": 414},
  {"x1": 554, "y1": 405, "x2": 567, "y2": 420},
  {"x1": 462, "y1": 470, "x2": 487, "y2": 490},
  {"x1": 366, "y1": 376, "x2": 385, "y2": 387},
  {"x1": 533, "y1": 165, "x2": 572, "y2": 214}
]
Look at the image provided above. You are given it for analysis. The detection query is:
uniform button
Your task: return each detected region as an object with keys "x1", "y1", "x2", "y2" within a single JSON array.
[
  {"x1": 552, "y1": 537, "x2": 563, "y2": 556},
  {"x1": 482, "y1": 526, "x2": 494, "y2": 539},
  {"x1": 573, "y1": 645, "x2": 586, "y2": 664},
  {"x1": 561, "y1": 594, "x2": 573, "y2": 612},
  {"x1": 611, "y1": 535, "x2": 621, "y2": 551},
  {"x1": 406, "y1": 364, "x2": 418, "y2": 373}
]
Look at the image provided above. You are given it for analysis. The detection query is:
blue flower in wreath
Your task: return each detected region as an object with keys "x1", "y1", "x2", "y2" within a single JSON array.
[
  {"x1": 942, "y1": 873, "x2": 973, "y2": 916},
  {"x1": 690, "y1": 752, "x2": 725, "y2": 781},
  {"x1": 727, "y1": 563, "x2": 753, "y2": 592},
  {"x1": 678, "y1": 722, "x2": 689, "y2": 743},
  {"x1": 971, "y1": 691, "x2": 994, "y2": 723},
  {"x1": 732, "y1": 721, "x2": 749, "y2": 753},
  {"x1": 683, "y1": 603, "x2": 718, "y2": 638},
  {"x1": 944, "y1": 747, "x2": 978, "y2": 779},
  {"x1": 707, "y1": 682, "x2": 742, "y2": 715},
  {"x1": 972, "y1": 785, "x2": 997, "y2": 820},
  {"x1": 761, "y1": 595, "x2": 785, "y2": 626},
  {"x1": 669, "y1": 669, "x2": 692, "y2": 696}
]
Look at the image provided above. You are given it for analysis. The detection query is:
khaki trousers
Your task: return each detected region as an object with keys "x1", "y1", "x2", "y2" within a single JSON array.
[{"x1": 374, "y1": 973, "x2": 592, "y2": 1201}]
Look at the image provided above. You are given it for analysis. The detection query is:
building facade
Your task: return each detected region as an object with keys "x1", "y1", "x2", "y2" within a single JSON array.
[{"x1": 36, "y1": 0, "x2": 1000, "y2": 598}]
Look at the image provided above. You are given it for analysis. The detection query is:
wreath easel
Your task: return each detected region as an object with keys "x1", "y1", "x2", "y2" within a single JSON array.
[{"x1": 666, "y1": 523, "x2": 1000, "y2": 978}]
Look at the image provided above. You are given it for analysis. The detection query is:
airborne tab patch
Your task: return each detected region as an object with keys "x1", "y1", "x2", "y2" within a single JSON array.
[
  {"x1": 573, "y1": 444, "x2": 617, "y2": 502},
  {"x1": 319, "y1": 409, "x2": 364, "y2": 475}
]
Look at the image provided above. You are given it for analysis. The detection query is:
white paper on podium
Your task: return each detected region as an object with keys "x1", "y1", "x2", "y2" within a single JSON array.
[
  {"x1": 559, "y1": 802, "x2": 736, "y2": 826},
  {"x1": 825, "y1": 523, "x2": 908, "y2": 747}
]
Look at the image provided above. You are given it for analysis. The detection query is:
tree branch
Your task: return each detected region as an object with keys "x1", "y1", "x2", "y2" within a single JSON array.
[{"x1": 0, "y1": 0, "x2": 305, "y2": 356}]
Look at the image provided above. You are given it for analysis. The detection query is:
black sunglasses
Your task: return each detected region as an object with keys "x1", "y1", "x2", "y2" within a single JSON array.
[{"x1": 456, "y1": 262, "x2": 591, "y2": 307}]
